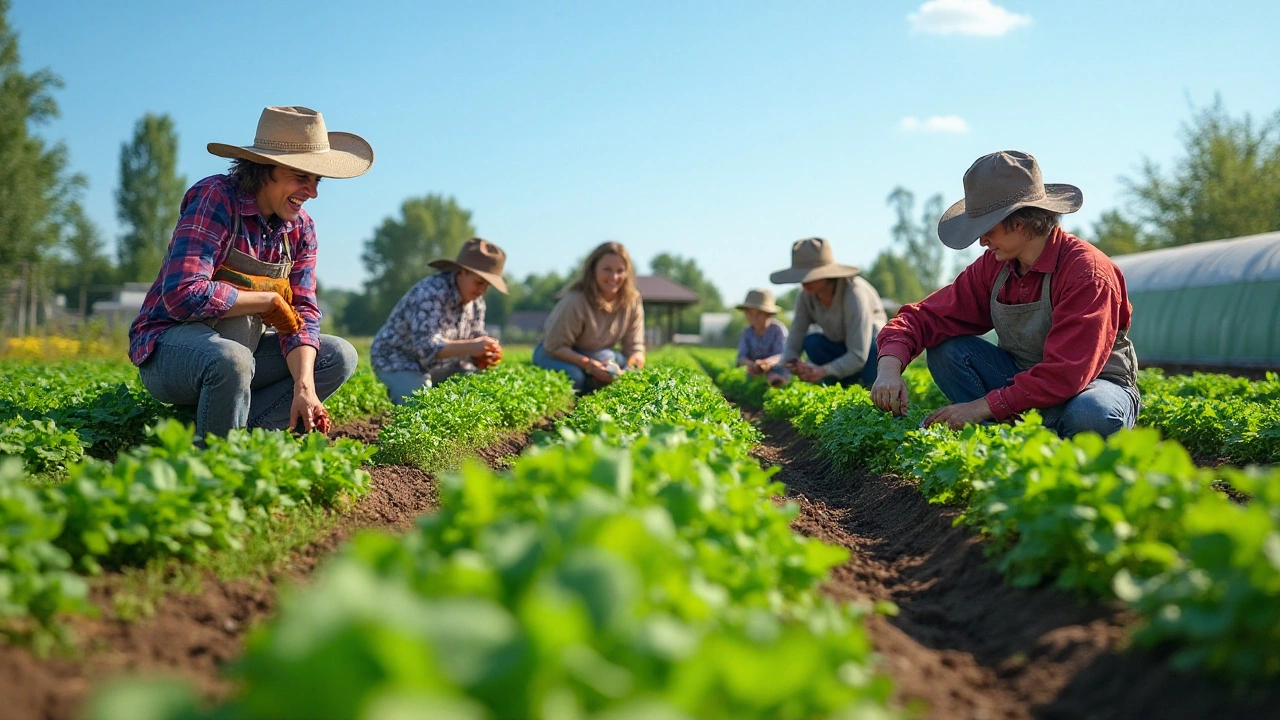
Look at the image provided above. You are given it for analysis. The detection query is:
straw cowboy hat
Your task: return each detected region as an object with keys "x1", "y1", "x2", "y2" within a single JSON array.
[
  {"x1": 736, "y1": 288, "x2": 781, "y2": 314},
  {"x1": 770, "y1": 237, "x2": 860, "y2": 284},
  {"x1": 429, "y1": 237, "x2": 509, "y2": 294},
  {"x1": 938, "y1": 150, "x2": 1082, "y2": 250},
  {"x1": 208, "y1": 106, "x2": 374, "y2": 179}
]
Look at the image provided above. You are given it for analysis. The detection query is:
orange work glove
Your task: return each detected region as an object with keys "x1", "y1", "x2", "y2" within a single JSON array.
[
  {"x1": 262, "y1": 294, "x2": 303, "y2": 335},
  {"x1": 216, "y1": 268, "x2": 293, "y2": 304}
]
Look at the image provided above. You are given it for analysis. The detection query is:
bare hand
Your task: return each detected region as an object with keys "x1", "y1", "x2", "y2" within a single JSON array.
[
  {"x1": 920, "y1": 398, "x2": 993, "y2": 431},
  {"x1": 290, "y1": 387, "x2": 329, "y2": 434},
  {"x1": 587, "y1": 360, "x2": 616, "y2": 384},
  {"x1": 871, "y1": 372, "x2": 910, "y2": 417},
  {"x1": 794, "y1": 361, "x2": 827, "y2": 384},
  {"x1": 626, "y1": 354, "x2": 645, "y2": 370},
  {"x1": 753, "y1": 359, "x2": 773, "y2": 374}
]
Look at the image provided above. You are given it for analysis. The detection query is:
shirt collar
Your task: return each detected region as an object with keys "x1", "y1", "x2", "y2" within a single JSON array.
[
  {"x1": 1010, "y1": 226, "x2": 1065, "y2": 276},
  {"x1": 231, "y1": 179, "x2": 294, "y2": 233}
]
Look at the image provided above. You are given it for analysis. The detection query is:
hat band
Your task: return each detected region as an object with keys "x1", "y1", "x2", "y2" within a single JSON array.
[
  {"x1": 966, "y1": 185, "x2": 1045, "y2": 218},
  {"x1": 254, "y1": 137, "x2": 330, "y2": 152}
]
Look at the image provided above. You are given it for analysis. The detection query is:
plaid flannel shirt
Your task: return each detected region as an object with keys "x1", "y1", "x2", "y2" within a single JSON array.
[{"x1": 128, "y1": 174, "x2": 321, "y2": 366}]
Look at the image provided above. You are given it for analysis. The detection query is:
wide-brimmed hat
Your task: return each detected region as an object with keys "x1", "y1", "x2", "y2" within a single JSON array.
[
  {"x1": 769, "y1": 237, "x2": 860, "y2": 284},
  {"x1": 208, "y1": 106, "x2": 374, "y2": 179},
  {"x1": 429, "y1": 237, "x2": 509, "y2": 294},
  {"x1": 938, "y1": 150, "x2": 1082, "y2": 250},
  {"x1": 736, "y1": 288, "x2": 780, "y2": 314}
]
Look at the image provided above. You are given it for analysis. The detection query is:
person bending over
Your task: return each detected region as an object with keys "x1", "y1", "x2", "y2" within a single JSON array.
[
  {"x1": 370, "y1": 238, "x2": 508, "y2": 404},
  {"x1": 771, "y1": 237, "x2": 887, "y2": 388},
  {"x1": 871, "y1": 150, "x2": 1140, "y2": 438}
]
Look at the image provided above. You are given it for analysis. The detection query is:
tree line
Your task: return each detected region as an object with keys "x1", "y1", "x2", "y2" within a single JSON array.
[{"x1": 5, "y1": 0, "x2": 1278, "y2": 336}]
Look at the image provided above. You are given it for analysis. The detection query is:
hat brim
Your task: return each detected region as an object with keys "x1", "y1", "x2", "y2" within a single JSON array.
[
  {"x1": 735, "y1": 303, "x2": 780, "y2": 314},
  {"x1": 429, "y1": 259, "x2": 509, "y2": 295},
  {"x1": 208, "y1": 132, "x2": 374, "y2": 179},
  {"x1": 769, "y1": 263, "x2": 860, "y2": 285},
  {"x1": 938, "y1": 183, "x2": 1082, "y2": 250}
]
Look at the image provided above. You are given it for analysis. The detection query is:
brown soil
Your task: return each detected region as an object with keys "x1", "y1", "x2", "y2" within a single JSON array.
[
  {"x1": 753, "y1": 416, "x2": 1280, "y2": 720},
  {"x1": 0, "y1": 423, "x2": 540, "y2": 720},
  {"x1": 326, "y1": 413, "x2": 387, "y2": 444}
]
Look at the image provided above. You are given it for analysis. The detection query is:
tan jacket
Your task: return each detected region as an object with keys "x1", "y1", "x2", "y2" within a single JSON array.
[{"x1": 543, "y1": 290, "x2": 645, "y2": 362}]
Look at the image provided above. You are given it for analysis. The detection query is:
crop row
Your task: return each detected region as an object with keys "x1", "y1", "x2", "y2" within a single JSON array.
[
  {"x1": 1, "y1": 421, "x2": 373, "y2": 647},
  {"x1": 702, "y1": 361, "x2": 1280, "y2": 679},
  {"x1": 1136, "y1": 369, "x2": 1280, "y2": 465},
  {"x1": 90, "y1": 358, "x2": 901, "y2": 719}
]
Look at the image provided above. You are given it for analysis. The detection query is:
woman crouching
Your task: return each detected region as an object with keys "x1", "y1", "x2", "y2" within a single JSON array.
[
  {"x1": 370, "y1": 238, "x2": 507, "y2": 404},
  {"x1": 534, "y1": 241, "x2": 645, "y2": 391}
]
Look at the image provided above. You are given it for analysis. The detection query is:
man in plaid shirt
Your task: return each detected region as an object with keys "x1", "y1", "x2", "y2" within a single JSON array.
[{"x1": 128, "y1": 107, "x2": 373, "y2": 441}]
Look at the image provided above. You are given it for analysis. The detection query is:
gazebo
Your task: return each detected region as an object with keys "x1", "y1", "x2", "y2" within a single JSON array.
[{"x1": 634, "y1": 275, "x2": 699, "y2": 346}]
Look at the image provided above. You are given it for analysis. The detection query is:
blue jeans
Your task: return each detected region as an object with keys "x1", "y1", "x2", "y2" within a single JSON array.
[
  {"x1": 925, "y1": 335, "x2": 1140, "y2": 439},
  {"x1": 139, "y1": 323, "x2": 358, "y2": 440},
  {"x1": 376, "y1": 365, "x2": 469, "y2": 405},
  {"x1": 803, "y1": 333, "x2": 878, "y2": 388},
  {"x1": 532, "y1": 343, "x2": 624, "y2": 392}
]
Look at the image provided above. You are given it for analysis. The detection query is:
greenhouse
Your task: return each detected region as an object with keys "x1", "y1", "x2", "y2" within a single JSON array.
[{"x1": 1113, "y1": 230, "x2": 1280, "y2": 368}]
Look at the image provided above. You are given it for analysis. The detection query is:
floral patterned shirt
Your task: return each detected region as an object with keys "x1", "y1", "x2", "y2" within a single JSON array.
[
  {"x1": 369, "y1": 272, "x2": 486, "y2": 375},
  {"x1": 737, "y1": 319, "x2": 788, "y2": 362}
]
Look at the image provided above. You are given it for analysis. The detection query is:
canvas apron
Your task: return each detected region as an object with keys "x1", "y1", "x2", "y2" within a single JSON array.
[
  {"x1": 203, "y1": 209, "x2": 293, "y2": 353},
  {"x1": 990, "y1": 266, "x2": 1138, "y2": 387}
]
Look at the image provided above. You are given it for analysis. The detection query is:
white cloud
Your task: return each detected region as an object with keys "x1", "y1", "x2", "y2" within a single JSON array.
[
  {"x1": 908, "y1": 0, "x2": 1031, "y2": 36},
  {"x1": 899, "y1": 115, "x2": 970, "y2": 134}
]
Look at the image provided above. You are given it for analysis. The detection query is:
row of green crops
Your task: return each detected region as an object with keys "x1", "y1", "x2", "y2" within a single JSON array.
[
  {"x1": 375, "y1": 363, "x2": 577, "y2": 469},
  {"x1": 90, "y1": 360, "x2": 901, "y2": 720},
  {"x1": 1, "y1": 421, "x2": 374, "y2": 646},
  {"x1": 1137, "y1": 369, "x2": 1280, "y2": 465},
  {"x1": 706, "y1": 364, "x2": 1280, "y2": 679}
]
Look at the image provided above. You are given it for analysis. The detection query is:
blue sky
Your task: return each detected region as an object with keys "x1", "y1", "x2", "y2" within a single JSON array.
[{"x1": 11, "y1": 0, "x2": 1280, "y2": 306}]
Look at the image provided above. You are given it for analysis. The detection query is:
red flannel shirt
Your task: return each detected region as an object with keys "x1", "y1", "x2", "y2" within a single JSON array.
[
  {"x1": 877, "y1": 228, "x2": 1132, "y2": 421},
  {"x1": 128, "y1": 175, "x2": 321, "y2": 366}
]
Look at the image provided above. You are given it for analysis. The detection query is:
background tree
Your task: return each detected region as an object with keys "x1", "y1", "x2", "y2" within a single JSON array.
[
  {"x1": 886, "y1": 187, "x2": 945, "y2": 291},
  {"x1": 347, "y1": 194, "x2": 475, "y2": 334},
  {"x1": 116, "y1": 112, "x2": 185, "y2": 281},
  {"x1": 864, "y1": 250, "x2": 928, "y2": 304},
  {"x1": 649, "y1": 253, "x2": 725, "y2": 334},
  {"x1": 1099, "y1": 97, "x2": 1280, "y2": 250},
  {"x1": 0, "y1": 0, "x2": 84, "y2": 287},
  {"x1": 53, "y1": 202, "x2": 115, "y2": 315},
  {"x1": 512, "y1": 270, "x2": 568, "y2": 312}
]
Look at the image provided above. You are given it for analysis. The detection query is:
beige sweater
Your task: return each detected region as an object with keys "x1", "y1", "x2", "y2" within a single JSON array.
[
  {"x1": 783, "y1": 276, "x2": 887, "y2": 378},
  {"x1": 543, "y1": 290, "x2": 645, "y2": 362}
]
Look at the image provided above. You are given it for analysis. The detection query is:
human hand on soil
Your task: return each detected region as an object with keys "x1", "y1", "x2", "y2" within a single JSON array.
[
  {"x1": 290, "y1": 387, "x2": 330, "y2": 434},
  {"x1": 921, "y1": 398, "x2": 993, "y2": 430},
  {"x1": 262, "y1": 294, "x2": 303, "y2": 335}
]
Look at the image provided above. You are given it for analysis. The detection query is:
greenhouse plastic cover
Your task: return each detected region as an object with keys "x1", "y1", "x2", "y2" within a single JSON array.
[
  {"x1": 1113, "y1": 231, "x2": 1280, "y2": 290},
  {"x1": 1112, "y1": 231, "x2": 1280, "y2": 366}
]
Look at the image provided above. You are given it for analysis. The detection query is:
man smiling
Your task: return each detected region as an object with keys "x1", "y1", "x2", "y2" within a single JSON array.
[
  {"x1": 128, "y1": 106, "x2": 374, "y2": 441},
  {"x1": 871, "y1": 151, "x2": 1140, "y2": 438}
]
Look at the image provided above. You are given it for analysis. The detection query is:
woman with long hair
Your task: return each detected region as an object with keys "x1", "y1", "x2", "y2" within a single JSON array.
[{"x1": 533, "y1": 241, "x2": 645, "y2": 391}]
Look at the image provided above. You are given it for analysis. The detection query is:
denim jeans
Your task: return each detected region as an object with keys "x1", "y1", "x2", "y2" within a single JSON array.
[
  {"x1": 925, "y1": 335, "x2": 1141, "y2": 439},
  {"x1": 138, "y1": 323, "x2": 358, "y2": 440},
  {"x1": 532, "y1": 343, "x2": 624, "y2": 392},
  {"x1": 376, "y1": 365, "x2": 469, "y2": 405},
  {"x1": 803, "y1": 333, "x2": 878, "y2": 388}
]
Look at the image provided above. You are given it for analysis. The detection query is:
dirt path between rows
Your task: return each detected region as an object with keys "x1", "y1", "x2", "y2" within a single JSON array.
[
  {"x1": 751, "y1": 414, "x2": 1280, "y2": 720},
  {"x1": 0, "y1": 418, "x2": 545, "y2": 720}
]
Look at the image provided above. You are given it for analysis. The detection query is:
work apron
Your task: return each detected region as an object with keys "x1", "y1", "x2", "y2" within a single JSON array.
[
  {"x1": 203, "y1": 209, "x2": 294, "y2": 353},
  {"x1": 989, "y1": 266, "x2": 1138, "y2": 387}
]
